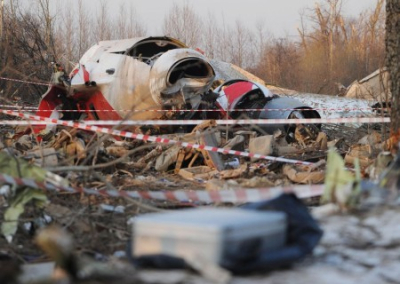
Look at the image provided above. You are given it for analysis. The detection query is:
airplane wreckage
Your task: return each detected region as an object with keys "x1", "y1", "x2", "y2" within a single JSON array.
[
  {"x1": 36, "y1": 36, "x2": 323, "y2": 140},
  {"x1": 2, "y1": 38, "x2": 394, "y2": 281}
]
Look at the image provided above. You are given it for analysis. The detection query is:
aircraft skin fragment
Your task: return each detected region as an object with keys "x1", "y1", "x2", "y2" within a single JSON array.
[{"x1": 36, "y1": 36, "x2": 367, "y2": 139}]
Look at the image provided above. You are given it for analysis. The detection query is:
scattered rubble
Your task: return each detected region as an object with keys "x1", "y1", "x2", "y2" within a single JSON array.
[
  {"x1": 0, "y1": 109, "x2": 396, "y2": 283},
  {"x1": 0, "y1": 35, "x2": 396, "y2": 284}
]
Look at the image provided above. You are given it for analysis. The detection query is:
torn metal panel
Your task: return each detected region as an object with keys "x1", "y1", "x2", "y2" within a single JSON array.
[
  {"x1": 214, "y1": 79, "x2": 321, "y2": 139},
  {"x1": 215, "y1": 79, "x2": 274, "y2": 112},
  {"x1": 345, "y1": 68, "x2": 390, "y2": 101},
  {"x1": 36, "y1": 36, "x2": 215, "y2": 129},
  {"x1": 211, "y1": 60, "x2": 294, "y2": 95},
  {"x1": 149, "y1": 48, "x2": 215, "y2": 110},
  {"x1": 200, "y1": 128, "x2": 225, "y2": 171},
  {"x1": 259, "y1": 97, "x2": 320, "y2": 137}
]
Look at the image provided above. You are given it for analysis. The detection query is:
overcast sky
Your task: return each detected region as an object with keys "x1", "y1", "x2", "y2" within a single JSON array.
[{"x1": 98, "y1": 0, "x2": 380, "y2": 37}]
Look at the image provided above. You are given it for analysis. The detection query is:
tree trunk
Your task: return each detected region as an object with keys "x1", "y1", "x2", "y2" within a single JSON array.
[
  {"x1": 387, "y1": 0, "x2": 400, "y2": 135},
  {"x1": 0, "y1": 0, "x2": 3, "y2": 42}
]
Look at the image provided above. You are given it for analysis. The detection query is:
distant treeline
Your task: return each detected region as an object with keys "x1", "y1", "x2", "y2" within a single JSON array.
[{"x1": 0, "y1": 0, "x2": 385, "y2": 103}]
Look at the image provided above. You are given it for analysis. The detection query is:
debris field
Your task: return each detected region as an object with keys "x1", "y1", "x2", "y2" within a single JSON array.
[{"x1": 0, "y1": 35, "x2": 397, "y2": 284}]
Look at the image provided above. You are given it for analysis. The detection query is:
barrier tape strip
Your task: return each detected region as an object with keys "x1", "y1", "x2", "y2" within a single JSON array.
[
  {"x1": 0, "y1": 107, "x2": 389, "y2": 113},
  {"x1": 0, "y1": 105, "x2": 37, "y2": 109},
  {"x1": 0, "y1": 117, "x2": 391, "y2": 126},
  {"x1": 0, "y1": 109, "x2": 314, "y2": 166},
  {"x1": 0, "y1": 173, "x2": 324, "y2": 203},
  {"x1": 0, "y1": 76, "x2": 50, "y2": 87}
]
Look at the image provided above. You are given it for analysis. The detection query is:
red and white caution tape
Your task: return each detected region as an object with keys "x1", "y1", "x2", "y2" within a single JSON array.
[
  {"x1": 0, "y1": 121, "x2": 50, "y2": 125},
  {"x1": 0, "y1": 109, "x2": 314, "y2": 165},
  {"x1": 0, "y1": 106, "x2": 389, "y2": 113},
  {"x1": 0, "y1": 117, "x2": 391, "y2": 126},
  {"x1": 0, "y1": 173, "x2": 324, "y2": 203},
  {"x1": 0, "y1": 105, "x2": 37, "y2": 109}
]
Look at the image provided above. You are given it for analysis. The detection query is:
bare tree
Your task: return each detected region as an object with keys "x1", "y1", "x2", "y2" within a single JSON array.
[
  {"x1": 0, "y1": 0, "x2": 4, "y2": 42},
  {"x1": 0, "y1": 3, "x2": 53, "y2": 102},
  {"x1": 0, "y1": 0, "x2": 388, "y2": 105},
  {"x1": 227, "y1": 20, "x2": 253, "y2": 68},
  {"x1": 127, "y1": 4, "x2": 146, "y2": 38},
  {"x1": 298, "y1": 10, "x2": 309, "y2": 52},
  {"x1": 214, "y1": 13, "x2": 230, "y2": 62},
  {"x1": 77, "y1": 0, "x2": 92, "y2": 59},
  {"x1": 202, "y1": 12, "x2": 219, "y2": 58},
  {"x1": 58, "y1": 1, "x2": 76, "y2": 70},
  {"x1": 249, "y1": 20, "x2": 271, "y2": 76},
  {"x1": 94, "y1": 0, "x2": 112, "y2": 42},
  {"x1": 36, "y1": 0, "x2": 54, "y2": 51},
  {"x1": 387, "y1": 0, "x2": 400, "y2": 135},
  {"x1": 117, "y1": 3, "x2": 146, "y2": 39},
  {"x1": 365, "y1": 0, "x2": 385, "y2": 72},
  {"x1": 116, "y1": 3, "x2": 128, "y2": 39},
  {"x1": 276, "y1": 0, "x2": 386, "y2": 94},
  {"x1": 260, "y1": 38, "x2": 301, "y2": 88},
  {"x1": 162, "y1": 2, "x2": 202, "y2": 47}
]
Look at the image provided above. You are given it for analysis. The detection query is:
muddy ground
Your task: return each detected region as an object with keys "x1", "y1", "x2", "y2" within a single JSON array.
[{"x1": 0, "y1": 117, "x2": 395, "y2": 283}]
